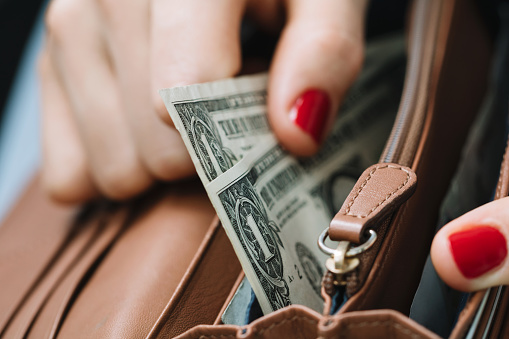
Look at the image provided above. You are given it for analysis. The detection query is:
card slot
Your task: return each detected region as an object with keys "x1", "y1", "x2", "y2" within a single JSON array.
[{"x1": 0, "y1": 178, "x2": 89, "y2": 335}]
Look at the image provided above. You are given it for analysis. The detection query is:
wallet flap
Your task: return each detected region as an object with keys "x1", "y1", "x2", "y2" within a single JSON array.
[{"x1": 177, "y1": 307, "x2": 440, "y2": 339}]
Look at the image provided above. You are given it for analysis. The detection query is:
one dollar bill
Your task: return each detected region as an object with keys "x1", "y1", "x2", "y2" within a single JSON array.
[
  {"x1": 160, "y1": 34, "x2": 405, "y2": 314},
  {"x1": 159, "y1": 75, "x2": 273, "y2": 185}
]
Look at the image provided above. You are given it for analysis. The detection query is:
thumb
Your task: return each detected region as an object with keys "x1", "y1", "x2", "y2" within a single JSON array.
[{"x1": 431, "y1": 197, "x2": 509, "y2": 292}]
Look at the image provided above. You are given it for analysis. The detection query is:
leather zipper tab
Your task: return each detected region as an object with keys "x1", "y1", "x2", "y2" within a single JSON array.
[{"x1": 328, "y1": 164, "x2": 417, "y2": 244}]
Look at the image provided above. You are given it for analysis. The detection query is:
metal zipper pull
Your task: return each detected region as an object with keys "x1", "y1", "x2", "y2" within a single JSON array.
[{"x1": 319, "y1": 229, "x2": 377, "y2": 296}]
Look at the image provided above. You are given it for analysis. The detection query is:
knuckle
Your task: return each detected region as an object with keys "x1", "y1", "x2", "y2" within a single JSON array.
[
  {"x1": 170, "y1": 52, "x2": 241, "y2": 85},
  {"x1": 43, "y1": 179, "x2": 72, "y2": 203},
  {"x1": 42, "y1": 162, "x2": 91, "y2": 204},
  {"x1": 45, "y1": 184, "x2": 77, "y2": 204},
  {"x1": 315, "y1": 27, "x2": 364, "y2": 72},
  {"x1": 95, "y1": 0, "x2": 118, "y2": 20},
  {"x1": 45, "y1": 0, "x2": 78, "y2": 38}
]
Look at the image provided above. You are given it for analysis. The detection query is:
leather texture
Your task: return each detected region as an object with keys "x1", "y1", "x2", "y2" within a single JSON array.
[
  {"x1": 178, "y1": 306, "x2": 320, "y2": 339},
  {"x1": 329, "y1": 164, "x2": 417, "y2": 243},
  {"x1": 0, "y1": 177, "x2": 77, "y2": 335},
  {"x1": 146, "y1": 217, "x2": 242, "y2": 339},
  {"x1": 26, "y1": 210, "x2": 125, "y2": 339},
  {"x1": 0, "y1": 180, "x2": 243, "y2": 338},
  {"x1": 178, "y1": 308, "x2": 441, "y2": 339},
  {"x1": 213, "y1": 273, "x2": 246, "y2": 325},
  {"x1": 52, "y1": 192, "x2": 225, "y2": 339}
]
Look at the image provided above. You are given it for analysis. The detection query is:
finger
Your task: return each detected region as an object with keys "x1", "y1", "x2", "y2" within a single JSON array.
[
  {"x1": 268, "y1": 0, "x2": 368, "y2": 156},
  {"x1": 431, "y1": 197, "x2": 509, "y2": 292},
  {"x1": 45, "y1": 0, "x2": 153, "y2": 199},
  {"x1": 98, "y1": 0, "x2": 195, "y2": 180},
  {"x1": 151, "y1": 0, "x2": 246, "y2": 125},
  {"x1": 39, "y1": 49, "x2": 99, "y2": 203}
]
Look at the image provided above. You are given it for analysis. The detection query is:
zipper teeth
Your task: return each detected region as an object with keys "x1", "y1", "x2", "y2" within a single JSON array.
[
  {"x1": 345, "y1": 0, "x2": 442, "y2": 294},
  {"x1": 382, "y1": 0, "x2": 435, "y2": 164}
]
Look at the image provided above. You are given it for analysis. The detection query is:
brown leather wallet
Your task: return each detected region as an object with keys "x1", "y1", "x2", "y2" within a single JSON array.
[
  {"x1": 0, "y1": 180, "x2": 243, "y2": 338},
  {"x1": 0, "y1": 0, "x2": 502, "y2": 338}
]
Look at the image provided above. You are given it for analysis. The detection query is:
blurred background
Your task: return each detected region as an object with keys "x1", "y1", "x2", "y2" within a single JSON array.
[{"x1": 0, "y1": 0, "x2": 46, "y2": 221}]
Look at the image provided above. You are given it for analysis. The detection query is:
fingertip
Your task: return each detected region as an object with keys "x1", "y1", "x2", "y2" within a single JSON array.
[
  {"x1": 278, "y1": 132, "x2": 320, "y2": 157},
  {"x1": 92, "y1": 160, "x2": 153, "y2": 201},
  {"x1": 267, "y1": 1, "x2": 365, "y2": 157},
  {"x1": 42, "y1": 163, "x2": 99, "y2": 204},
  {"x1": 44, "y1": 184, "x2": 99, "y2": 205},
  {"x1": 431, "y1": 227, "x2": 473, "y2": 292},
  {"x1": 268, "y1": 100, "x2": 321, "y2": 157},
  {"x1": 431, "y1": 201, "x2": 509, "y2": 292}
]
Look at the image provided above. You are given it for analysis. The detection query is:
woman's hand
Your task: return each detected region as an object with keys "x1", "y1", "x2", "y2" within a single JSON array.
[
  {"x1": 432, "y1": 197, "x2": 509, "y2": 291},
  {"x1": 39, "y1": 0, "x2": 368, "y2": 203}
]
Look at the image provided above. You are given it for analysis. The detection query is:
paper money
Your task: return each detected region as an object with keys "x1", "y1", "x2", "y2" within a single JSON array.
[
  {"x1": 159, "y1": 75, "x2": 273, "y2": 184},
  {"x1": 160, "y1": 34, "x2": 405, "y2": 314}
]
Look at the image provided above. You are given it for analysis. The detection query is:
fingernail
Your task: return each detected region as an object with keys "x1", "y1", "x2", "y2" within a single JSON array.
[
  {"x1": 449, "y1": 226, "x2": 507, "y2": 279},
  {"x1": 289, "y1": 89, "x2": 331, "y2": 143}
]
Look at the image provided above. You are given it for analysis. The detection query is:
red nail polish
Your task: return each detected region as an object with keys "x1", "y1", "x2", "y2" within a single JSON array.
[
  {"x1": 449, "y1": 226, "x2": 507, "y2": 279},
  {"x1": 290, "y1": 90, "x2": 331, "y2": 143}
]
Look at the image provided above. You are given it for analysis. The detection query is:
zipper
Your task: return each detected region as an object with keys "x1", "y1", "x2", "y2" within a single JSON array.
[
  {"x1": 381, "y1": 0, "x2": 442, "y2": 166},
  {"x1": 321, "y1": 0, "x2": 446, "y2": 301}
]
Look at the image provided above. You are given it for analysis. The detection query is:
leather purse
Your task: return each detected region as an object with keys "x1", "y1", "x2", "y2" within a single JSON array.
[{"x1": 0, "y1": 0, "x2": 502, "y2": 337}]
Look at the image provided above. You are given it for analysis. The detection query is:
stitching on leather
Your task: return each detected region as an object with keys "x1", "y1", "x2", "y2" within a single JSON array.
[
  {"x1": 198, "y1": 334, "x2": 235, "y2": 339},
  {"x1": 253, "y1": 315, "x2": 318, "y2": 335},
  {"x1": 193, "y1": 316, "x2": 317, "y2": 339},
  {"x1": 344, "y1": 320, "x2": 424, "y2": 339},
  {"x1": 343, "y1": 165, "x2": 411, "y2": 218}
]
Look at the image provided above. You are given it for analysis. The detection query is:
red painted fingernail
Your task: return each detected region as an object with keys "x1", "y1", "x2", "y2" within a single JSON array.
[
  {"x1": 449, "y1": 226, "x2": 507, "y2": 279},
  {"x1": 290, "y1": 90, "x2": 331, "y2": 143}
]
